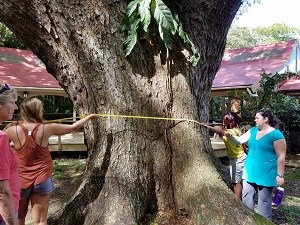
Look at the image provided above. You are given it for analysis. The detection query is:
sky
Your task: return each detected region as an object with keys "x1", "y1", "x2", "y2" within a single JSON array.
[{"x1": 233, "y1": 0, "x2": 300, "y2": 29}]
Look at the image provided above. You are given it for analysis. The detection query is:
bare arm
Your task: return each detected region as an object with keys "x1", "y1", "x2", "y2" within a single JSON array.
[
  {"x1": 274, "y1": 139, "x2": 286, "y2": 186},
  {"x1": 200, "y1": 123, "x2": 223, "y2": 135},
  {"x1": 225, "y1": 129, "x2": 251, "y2": 144},
  {"x1": 0, "y1": 180, "x2": 17, "y2": 225},
  {"x1": 48, "y1": 114, "x2": 99, "y2": 136}
]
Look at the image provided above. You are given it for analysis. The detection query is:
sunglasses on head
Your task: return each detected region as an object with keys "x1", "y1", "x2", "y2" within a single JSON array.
[{"x1": 0, "y1": 83, "x2": 11, "y2": 95}]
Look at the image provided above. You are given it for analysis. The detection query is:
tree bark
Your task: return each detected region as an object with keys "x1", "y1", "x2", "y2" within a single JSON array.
[{"x1": 0, "y1": 0, "x2": 268, "y2": 224}]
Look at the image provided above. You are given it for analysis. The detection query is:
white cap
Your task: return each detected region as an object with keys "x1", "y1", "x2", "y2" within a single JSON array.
[{"x1": 277, "y1": 187, "x2": 284, "y2": 191}]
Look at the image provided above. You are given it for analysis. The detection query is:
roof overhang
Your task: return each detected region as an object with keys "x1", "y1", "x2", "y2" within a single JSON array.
[
  {"x1": 12, "y1": 86, "x2": 67, "y2": 98},
  {"x1": 212, "y1": 39, "x2": 299, "y2": 97},
  {"x1": 0, "y1": 46, "x2": 66, "y2": 97},
  {"x1": 211, "y1": 85, "x2": 258, "y2": 97}
]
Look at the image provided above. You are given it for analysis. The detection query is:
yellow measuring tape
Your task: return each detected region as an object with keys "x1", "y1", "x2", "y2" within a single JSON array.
[{"x1": 45, "y1": 113, "x2": 205, "y2": 126}]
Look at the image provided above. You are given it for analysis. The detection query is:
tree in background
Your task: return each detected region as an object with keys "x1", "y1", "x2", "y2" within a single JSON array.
[
  {"x1": 254, "y1": 23, "x2": 300, "y2": 43},
  {"x1": 226, "y1": 23, "x2": 300, "y2": 49},
  {"x1": 226, "y1": 26, "x2": 260, "y2": 49},
  {"x1": 0, "y1": 22, "x2": 26, "y2": 49},
  {"x1": 0, "y1": 0, "x2": 267, "y2": 224}
]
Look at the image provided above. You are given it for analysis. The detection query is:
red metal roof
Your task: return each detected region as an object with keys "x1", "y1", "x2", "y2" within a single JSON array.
[
  {"x1": 279, "y1": 76, "x2": 300, "y2": 92},
  {"x1": 1, "y1": 40, "x2": 299, "y2": 95},
  {"x1": 213, "y1": 39, "x2": 298, "y2": 89},
  {"x1": 0, "y1": 46, "x2": 60, "y2": 88}
]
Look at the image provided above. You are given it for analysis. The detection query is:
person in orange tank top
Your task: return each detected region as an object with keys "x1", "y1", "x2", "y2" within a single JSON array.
[{"x1": 5, "y1": 97, "x2": 98, "y2": 225}]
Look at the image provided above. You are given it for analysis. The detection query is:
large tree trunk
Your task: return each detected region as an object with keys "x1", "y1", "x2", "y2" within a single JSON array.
[{"x1": 0, "y1": 1, "x2": 267, "y2": 224}]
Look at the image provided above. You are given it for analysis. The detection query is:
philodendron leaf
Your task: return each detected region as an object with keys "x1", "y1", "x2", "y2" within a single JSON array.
[
  {"x1": 176, "y1": 15, "x2": 201, "y2": 65},
  {"x1": 158, "y1": 24, "x2": 173, "y2": 49},
  {"x1": 139, "y1": 0, "x2": 152, "y2": 32},
  {"x1": 123, "y1": 0, "x2": 200, "y2": 66},
  {"x1": 127, "y1": 0, "x2": 141, "y2": 17},
  {"x1": 124, "y1": 31, "x2": 138, "y2": 57},
  {"x1": 153, "y1": 0, "x2": 177, "y2": 35},
  {"x1": 124, "y1": 18, "x2": 141, "y2": 56}
]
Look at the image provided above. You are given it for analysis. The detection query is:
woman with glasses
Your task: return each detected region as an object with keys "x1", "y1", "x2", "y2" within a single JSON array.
[
  {"x1": 0, "y1": 83, "x2": 19, "y2": 225},
  {"x1": 4, "y1": 97, "x2": 98, "y2": 225}
]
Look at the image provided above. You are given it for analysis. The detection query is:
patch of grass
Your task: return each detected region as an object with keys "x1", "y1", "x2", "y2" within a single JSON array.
[
  {"x1": 280, "y1": 205, "x2": 300, "y2": 225},
  {"x1": 74, "y1": 160, "x2": 87, "y2": 173},
  {"x1": 52, "y1": 158, "x2": 86, "y2": 180},
  {"x1": 286, "y1": 197, "x2": 300, "y2": 203},
  {"x1": 252, "y1": 213, "x2": 274, "y2": 225},
  {"x1": 285, "y1": 167, "x2": 300, "y2": 181}
]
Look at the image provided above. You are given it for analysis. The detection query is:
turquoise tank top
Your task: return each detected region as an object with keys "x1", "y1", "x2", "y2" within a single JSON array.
[{"x1": 244, "y1": 127, "x2": 284, "y2": 187}]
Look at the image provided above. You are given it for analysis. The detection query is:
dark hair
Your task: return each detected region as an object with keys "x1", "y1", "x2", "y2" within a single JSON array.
[
  {"x1": 257, "y1": 108, "x2": 281, "y2": 129},
  {"x1": 222, "y1": 111, "x2": 242, "y2": 128}
]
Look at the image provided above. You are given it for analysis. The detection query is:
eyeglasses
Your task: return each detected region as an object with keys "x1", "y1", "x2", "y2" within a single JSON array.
[{"x1": 0, "y1": 83, "x2": 11, "y2": 95}]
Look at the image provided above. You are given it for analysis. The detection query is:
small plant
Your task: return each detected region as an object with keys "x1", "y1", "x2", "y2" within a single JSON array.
[{"x1": 121, "y1": 0, "x2": 200, "y2": 66}]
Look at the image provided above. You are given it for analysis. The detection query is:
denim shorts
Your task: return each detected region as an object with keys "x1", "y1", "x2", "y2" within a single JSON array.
[
  {"x1": 229, "y1": 153, "x2": 246, "y2": 183},
  {"x1": 20, "y1": 176, "x2": 55, "y2": 198}
]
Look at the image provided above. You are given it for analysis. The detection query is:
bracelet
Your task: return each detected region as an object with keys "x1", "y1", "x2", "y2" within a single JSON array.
[{"x1": 277, "y1": 174, "x2": 284, "y2": 178}]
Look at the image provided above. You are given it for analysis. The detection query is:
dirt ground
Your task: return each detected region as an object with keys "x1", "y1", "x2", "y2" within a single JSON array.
[{"x1": 24, "y1": 154, "x2": 300, "y2": 225}]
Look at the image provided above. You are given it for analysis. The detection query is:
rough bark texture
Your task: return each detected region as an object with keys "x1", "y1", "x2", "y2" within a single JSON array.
[{"x1": 0, "y1": 0, "x2": 268, "y2": 224}]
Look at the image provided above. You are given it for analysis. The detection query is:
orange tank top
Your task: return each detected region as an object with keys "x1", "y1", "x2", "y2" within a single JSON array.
[{"x1": 16, "y1": 124, "x2": 53, "y2": 189}]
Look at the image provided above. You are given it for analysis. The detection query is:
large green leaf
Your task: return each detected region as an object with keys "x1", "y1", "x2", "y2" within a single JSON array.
[
  {"x1": 123, "y1": 0, "x2": 200, "y2": 66},
  {"x1": 176, "y1": 15, "x2": 201, "y2": 66},
  {"x1": 120, "y1": 11, "x2": 139, "y2": 33},
  {"x1": 153, "y1": 0, "x2": 177, "y2": 35},
  {"x1": 138, "y1": 0, "x2": 152, "y2": 32},
  {"x1": 124, "y1": 14, "x2": 141, "y2": 57},
  {"x1": 127, "y1": 0, "x2": 141, "y2": 17},
  {"x1": 123, "y1": 18, "x2": 141, "y2": 56},
  {"x1": 158, "y1": 24, "x2": 173, "y2": 49},
  {"x1": 124, "y1": 32, "x2": 138, "y2": 57}
]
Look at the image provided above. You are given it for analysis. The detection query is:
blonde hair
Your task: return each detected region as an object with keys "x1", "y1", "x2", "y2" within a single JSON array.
[
  {"x1": 20, "y1": 97, "x2": 44, "y2": 123},
  {"x1": 0, "y1": 83, "x2": 17, "y2": 105}
]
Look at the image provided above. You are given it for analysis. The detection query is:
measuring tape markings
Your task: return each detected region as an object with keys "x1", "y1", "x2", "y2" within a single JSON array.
[{"x1": 45, "y1": 113, "x2": 206, "y2": 126}]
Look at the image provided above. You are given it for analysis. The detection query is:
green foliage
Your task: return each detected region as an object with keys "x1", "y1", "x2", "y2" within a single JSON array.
[
  {"x1": 252, "y1": 213, "x2": 274, "y2": 225},
  {"x1": 227, "y1": 23, "x2": 300, "y2": 49},
  {"x1": 241, "y1": 71, "x2": 300, "y2": 128},
  {"x1": 235, "y1": 0, "x2": 261, "y2": 17},
  {"x1": 53, "y1": 159, "x2": 86, "y2": 180},
  {"x1": 39, "y1": 96, "x2": 73, "y2": 114},
  {"x1": 285, "y1": 168, "x2": 300, "y2": 181},
  {"x1": 254, "y1": 23, "x2": 300, "y2": 43},
  {"x1": 0, "y1": 22, "x2": 26, "y2": 49},
  {"x1": 209, "y1": 97, "x2": 223, "y2": 120},
  {"x1": 226, "y1": 26, "x2": 260, "y2": 49},
  {"x1": 121, "y1": 0, "x2": 200, "y2": 66},
  {"x1": 280, "y1": 205, "x2": 300, "y2": 225}
]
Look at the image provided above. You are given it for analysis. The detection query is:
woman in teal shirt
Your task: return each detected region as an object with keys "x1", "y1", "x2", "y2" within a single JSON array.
[{"x1": 225, "y1": 108, "x2": 286, "y2": 221}]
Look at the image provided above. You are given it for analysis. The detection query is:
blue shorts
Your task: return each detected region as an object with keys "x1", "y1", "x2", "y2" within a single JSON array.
[{"x1": 20, "y1": 177, "x2": 55, "y2": 198}]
